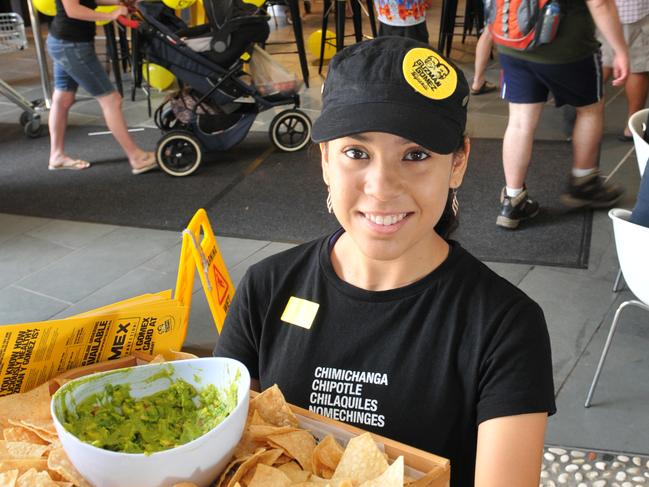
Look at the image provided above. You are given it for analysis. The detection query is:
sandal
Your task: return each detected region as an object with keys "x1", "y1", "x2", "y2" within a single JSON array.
[
  {"x1": 131, "y1": 152, "x2": 159, "y2": 175},
  {"x1": 470, "y1": 81, "x2": 498, "y2": 96},
  {"x1": 48, "y1": 159, "x2": 91, "y2": 171}
]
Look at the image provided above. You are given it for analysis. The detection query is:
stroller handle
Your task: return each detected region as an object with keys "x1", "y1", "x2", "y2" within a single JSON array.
[{"x1": 117, "y1": 15, "x2": 140, "y2": 29}]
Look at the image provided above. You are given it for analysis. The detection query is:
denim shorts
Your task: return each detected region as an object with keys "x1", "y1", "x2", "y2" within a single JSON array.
[
  {"x1": 499, "y1": 52, "x2": 603, "y2": 107},
  {"x1": 46, "y1": 35, "x2": 115, "y2": 97}
]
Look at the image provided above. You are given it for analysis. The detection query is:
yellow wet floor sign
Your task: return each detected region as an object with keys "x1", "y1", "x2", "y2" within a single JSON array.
[{"x1": 175, "y1": 208, "x2": 234, "y2": 335}]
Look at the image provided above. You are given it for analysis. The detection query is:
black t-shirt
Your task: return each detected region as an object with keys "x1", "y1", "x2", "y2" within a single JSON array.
[
  {"x1": 49, "y1": 0, "x2": 97, "y2": 43},
  {"x1": 214, "y1": 234, "x2": 556, "y2": 487}
]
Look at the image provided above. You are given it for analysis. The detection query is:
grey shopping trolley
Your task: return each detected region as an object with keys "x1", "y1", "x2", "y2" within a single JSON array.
[{"x1": 0, "y1": 13, "x2": 46, "y2": 137}]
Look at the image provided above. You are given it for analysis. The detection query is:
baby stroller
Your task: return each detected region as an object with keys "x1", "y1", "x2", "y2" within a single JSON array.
[{"x1": 134, "y1": 0, "x2": 311, "y2": 176}]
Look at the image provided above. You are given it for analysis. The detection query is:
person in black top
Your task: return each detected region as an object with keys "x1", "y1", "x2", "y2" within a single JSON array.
[
  {"x1": 215, "y1": 36, "x2": 556, "y2": 487},
  {"x1": 46, "y1": 0, "x2": 157, "y2": 173}
]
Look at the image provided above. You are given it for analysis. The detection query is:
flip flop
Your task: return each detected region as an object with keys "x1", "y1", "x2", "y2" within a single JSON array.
[
  {"x1": 470, "y1": 81, "x2": 497, "y2": 96},
  {"x1": 48, "y1": 159, "x2": 91, "y2": 171},
  {"x1": 131, "y1": 153, "x2": 159, "y2": 175}
]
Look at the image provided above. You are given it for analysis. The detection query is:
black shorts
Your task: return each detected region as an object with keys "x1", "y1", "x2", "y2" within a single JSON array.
[
  {"x1": 499, "y1": 52, "x2": 603, "y2": 107},
  {"x1": 378, "y1": 21, "x2": 429, "y2": 44}
]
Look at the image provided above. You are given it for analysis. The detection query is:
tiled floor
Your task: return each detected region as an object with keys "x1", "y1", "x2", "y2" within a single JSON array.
[{"x1": 1, "y1": 0, "x2": 648, "y2": 469}]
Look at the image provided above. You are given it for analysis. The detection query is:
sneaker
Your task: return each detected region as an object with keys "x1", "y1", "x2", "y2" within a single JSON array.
[
  {"x1": 496, "y1": 187, "x2": 540, "y2": 229},
  {"x1": 559, "y1": 171, "x2": 624, "y2": 209}
]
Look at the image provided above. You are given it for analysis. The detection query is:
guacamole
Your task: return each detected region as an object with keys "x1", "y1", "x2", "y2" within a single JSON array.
[{"x1": 62, "y1": 376, "x2": 238, "y2": 454}]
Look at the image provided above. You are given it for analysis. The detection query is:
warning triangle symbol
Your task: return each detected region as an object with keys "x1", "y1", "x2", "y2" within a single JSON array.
[{"x1": 212, "y1": 265, "x2": 229, "y2": 305}]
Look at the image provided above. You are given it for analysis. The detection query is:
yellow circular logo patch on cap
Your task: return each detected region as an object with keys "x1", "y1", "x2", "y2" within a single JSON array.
[{"x1": 402, "y1": 48, "x2": 457, "y2": 100}]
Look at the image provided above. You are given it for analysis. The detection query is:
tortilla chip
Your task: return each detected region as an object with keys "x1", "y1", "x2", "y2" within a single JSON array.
[
  {"x1": 215, "y1": 455, "x2": 250, "y2": 487},
  {"x1": 332, "y1": 433, "x2": 388, "y2": 484},
  {"x1": 247, "y1": 464, "x2": 292, "y2": 487},
  {"x1": 7, "y1": 421, "x2": 57, "y2": 444},
  {"x1": 277, "y1": 461, "x2": 311, "y2": 483},
  {"x1": 239, "y1": 449, "x2": 285, "y2": 486},
  {"x1": 250, "y1": 411, "x2": 272, "y2": 426},
  {"x1": 249, "y1": 424, "x2": 300, "y2": 440},
  {"x1": 0, "y1": 459, "x2": 49, "y2": 477},
  {"x1": 0, "y1": 384, "x2": 52, "y2": 431},
  {"x1": 0, "y1": 441, "x2": 50, "y2": 458},
  {"x1": 0, "y1": 469, "x2": 19, "y2": 487},
  {"x1": 312, "y1": 435, "x2": 344, "y2": 478},
  {"x1": 225, "y1": 448, "x2": 283, "y2": 487},
  {"x1": 292, "y1": 480, "x2": 353, "y2": 487},
  {"x1": 46, "y1": 448, "x2": 91, "y2": 487},
  {"x1": 232, "y1": 431, "x2": 265, "y2": 458},
  {"x1": 16, "y1": 468, "x2": 59, "y2": 487},
  {"x1": 249, "y1": 386, "x2": 299, "y2": 427},
  {"x1": 267, "y1": 430, "x2": 316, "y2": 472},
  {"x1": 358, "y1": 456, "x2": 403, "y2": 487},
  {"x1": 1, "y1": 428, "x2": 48, "y2": 446}
]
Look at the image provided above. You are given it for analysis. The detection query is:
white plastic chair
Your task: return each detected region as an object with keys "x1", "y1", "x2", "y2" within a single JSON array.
[
  {"x1": 611, "y1": 109, "x2": 649, "y2": 292},
  {"x1": 629, "y1": 108, "x2": 648, "y2": 176},
  {"x1": 585, "y1": 208, "x2": 649, "y2": 407}
]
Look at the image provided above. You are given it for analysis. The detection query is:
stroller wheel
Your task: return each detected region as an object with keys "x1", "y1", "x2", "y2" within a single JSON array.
[
  {"x1": 269, "y1": 109, "x2": 312, "y2": 152},
  {"x1": 24, "y1": 116, "x2": 44, "y2": 138},
  {"x1": 155, "y1": 105, "x2": 181, "y2": 132},
  {"x1": 19, "y1": 111, "x2": 32, "y2": 127},
  {"x1": 156, "y1": 131, "x2": 202, "y2": 177}
]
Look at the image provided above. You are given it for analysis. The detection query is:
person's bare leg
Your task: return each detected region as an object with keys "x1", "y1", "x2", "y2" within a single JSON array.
[
  {"x1": 471, "y1": 30, "x2": 493, "y2": 92},
  {"x1": 622, "y1": 72, "x2": 649, "y2": 137},
  {"x1": 573, "y1": 100, "x2": 604, "y2": 170},
  {"x1": 48, "y1": 90, "x2": 89, "y2": 169},
  {"x1": 96, "y1": 91, "x2": 153, "y2": 170},
  {"x1": 503, "y1": 102, "x2": 545, "y2": 188}
]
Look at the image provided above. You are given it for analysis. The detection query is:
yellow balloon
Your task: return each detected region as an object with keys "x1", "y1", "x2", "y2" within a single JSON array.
[
  {"x1": 95, "y1": 5, "x2": 118, "y2": 26},
  {"x1": 307, "y1": 29, "x2": 336, "y2": 61},
  {"x1": 32, "y1": 0, "x2": 56, "y2": 17},
  {"x1": 142, "y1": 63, "x2": 176, "y2": 91},
  {"x1": 162, "y1": 0, "x2": 196, "y2": 9}
]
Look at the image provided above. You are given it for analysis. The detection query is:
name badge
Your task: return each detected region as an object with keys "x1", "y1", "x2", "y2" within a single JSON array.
[{"x1": 281, "y1": 297, "x2": 319, "y2": 330}]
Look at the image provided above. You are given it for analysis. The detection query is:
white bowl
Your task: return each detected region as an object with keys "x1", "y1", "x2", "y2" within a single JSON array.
[{"x1": 51, "y1": 357, "x2": 250, "y2": 487}]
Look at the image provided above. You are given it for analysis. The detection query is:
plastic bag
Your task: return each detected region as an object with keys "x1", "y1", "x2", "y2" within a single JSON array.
[{"x1": 249, "y1": 45, "x2": 302, "y2": 96}]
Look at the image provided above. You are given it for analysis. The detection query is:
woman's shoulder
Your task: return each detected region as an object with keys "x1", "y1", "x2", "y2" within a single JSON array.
[
  {"x1": 448, "y1": 241, "x2": 538, "y2": 308},
  {"x1": 245, "y1": 235, "x2": 327, "y2": 277}
]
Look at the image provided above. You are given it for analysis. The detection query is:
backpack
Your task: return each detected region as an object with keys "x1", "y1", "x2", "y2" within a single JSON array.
[{"x1": 484, "y1": 0, "x2": 563, "y2": 50}]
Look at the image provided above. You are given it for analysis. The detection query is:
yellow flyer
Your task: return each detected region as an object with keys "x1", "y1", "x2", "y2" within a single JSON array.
[{"x1": 0, "y1": 300, "x2": 186, "y2": 396}]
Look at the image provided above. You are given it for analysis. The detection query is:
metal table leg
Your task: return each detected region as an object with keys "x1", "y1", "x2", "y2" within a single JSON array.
[
  {"x1": 366, "y1": 0, "x2": 377, "y2": 37},
  {"x1": 319, "y1": 0, "x2": 333, "y2": 74},
  {"x1": 335, "y1": 0, "x2": 345, "y2": 50},
  {"x1": 350, "y1": 0, "x2": 363, "y2": 42},
  {"x1": 286, "y1": 0, "x2": 310, "y2": 87}
]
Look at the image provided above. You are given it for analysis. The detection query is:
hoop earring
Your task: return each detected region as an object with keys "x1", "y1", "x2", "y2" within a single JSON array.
[
  {"x1": 451, "y1": 188, "x2": 459, "y2": 217},
  {"x1": 326, "y1": 188, "x2": 333, "y2": 214}
]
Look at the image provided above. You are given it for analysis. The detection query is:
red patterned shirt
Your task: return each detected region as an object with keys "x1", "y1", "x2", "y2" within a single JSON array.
[
  {"x1": 375, "y1": 0, "x2": 427, "y2": 26},
  {"x1": 615, "y1": 0, "x2": 649, "y2": 23}
]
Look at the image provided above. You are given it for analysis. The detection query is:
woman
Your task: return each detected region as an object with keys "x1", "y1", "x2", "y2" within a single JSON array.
[
  {"x1": 215, "y1": 37, "x2": 556, "y2": 487},
  {"x1": 47, "y1": 0, "x2": 157, "y2": 173}
]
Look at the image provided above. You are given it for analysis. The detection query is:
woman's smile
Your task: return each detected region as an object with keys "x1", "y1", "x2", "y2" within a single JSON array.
[{"x1": 359, "y1": 211, "x2": 412, "y2": 233}]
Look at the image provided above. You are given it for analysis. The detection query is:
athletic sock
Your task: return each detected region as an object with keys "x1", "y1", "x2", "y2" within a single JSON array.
[
  {"x1": 572, "y1": 167, "x2": 597, "y2": 178},
  {"x1": 505, "y1": 186, "x2": 524, "y2": 198}
]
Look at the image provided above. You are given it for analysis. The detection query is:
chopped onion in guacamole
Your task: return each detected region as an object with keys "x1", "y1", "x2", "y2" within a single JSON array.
[{"x1": 62, "y1": 377, "x2": 238, "y2": 454}]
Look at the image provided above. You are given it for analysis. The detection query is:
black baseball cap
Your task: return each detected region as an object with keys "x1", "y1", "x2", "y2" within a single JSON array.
[{"x1": 312, "y1": 36, "x2": 470, "y2": 154}]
